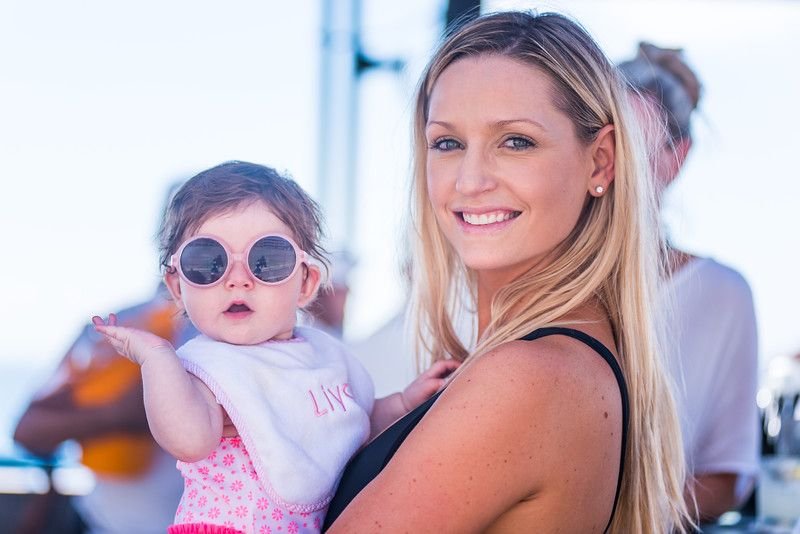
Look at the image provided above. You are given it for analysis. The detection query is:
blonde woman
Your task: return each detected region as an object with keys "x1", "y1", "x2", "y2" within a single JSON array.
[{"x1": 325, "y1": 11, "x2": 690, "y2": 533}]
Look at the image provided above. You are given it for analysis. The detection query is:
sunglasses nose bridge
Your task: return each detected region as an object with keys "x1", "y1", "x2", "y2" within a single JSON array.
[{"x1": 223, "y1": 252, "x2": 254, "y2": 288}]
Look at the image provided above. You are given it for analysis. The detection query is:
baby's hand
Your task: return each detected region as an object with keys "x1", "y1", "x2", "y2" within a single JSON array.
[
  {"x1": 401, "y1": 359, "x2": 461, "y2": 412},
  {"x1": 92, "y1": 314, "x2": 176, "y2": 366}
]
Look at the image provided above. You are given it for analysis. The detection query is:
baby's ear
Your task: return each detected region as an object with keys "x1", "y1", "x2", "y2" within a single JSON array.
[
  {"x1": 164, "y1": 270, "x2": 185, "y2": 312},
  {"x1": 297, "y1": 264, "x2": 322, "y2": 308}
]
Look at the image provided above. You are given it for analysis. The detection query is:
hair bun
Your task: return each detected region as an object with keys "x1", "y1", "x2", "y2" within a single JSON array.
[{"x1": 637, "y1": 42, "x2": 701, "y2": 110}]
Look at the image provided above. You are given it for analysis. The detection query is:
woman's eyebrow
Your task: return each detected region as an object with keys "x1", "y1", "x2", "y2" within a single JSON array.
[
  {"x1": 426, "y1": 118, "x2": 547, "y2": 131},
  {"x1": 426, "y1": 120, "x2": 453, "y2": 129},
  {"x1": 494, "y1": 118, "x2": 547, "y2": 131}
]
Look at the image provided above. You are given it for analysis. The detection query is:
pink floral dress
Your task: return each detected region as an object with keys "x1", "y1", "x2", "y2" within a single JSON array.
[
  {"x1": 169, "y1": 437, "x2": 325, "y2": 534},
  {"x1": 169, "y1": 328, "x2": 375, "y2": 534}
]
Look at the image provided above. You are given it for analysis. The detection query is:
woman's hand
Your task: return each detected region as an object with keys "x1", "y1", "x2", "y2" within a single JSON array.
[{"x1": 92, "y1": 314, "x2": 175, "y2": 366}]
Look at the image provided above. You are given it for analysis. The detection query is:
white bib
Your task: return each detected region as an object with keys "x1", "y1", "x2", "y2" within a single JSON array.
[{"x1": 177, "y1": 326, "x2": 374, "y2": 512}]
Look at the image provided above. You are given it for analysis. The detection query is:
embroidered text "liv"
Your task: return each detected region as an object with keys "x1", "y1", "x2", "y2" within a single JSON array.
[{"x1": 308, "y1": 383, "x2": 355, "y2": 416}]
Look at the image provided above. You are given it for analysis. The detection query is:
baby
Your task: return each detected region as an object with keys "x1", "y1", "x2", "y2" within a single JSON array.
[{"x1": 93, "y1": 161, "x2": 456, "y2": 534}]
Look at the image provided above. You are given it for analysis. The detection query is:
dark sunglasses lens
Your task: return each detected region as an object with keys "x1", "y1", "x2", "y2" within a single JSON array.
[
  {"x1": 180, "y1": 238, "x2": 228, "y2": 285},
  {"x1": 248, "y1": 236, "x2": 297, "y2": 283}
]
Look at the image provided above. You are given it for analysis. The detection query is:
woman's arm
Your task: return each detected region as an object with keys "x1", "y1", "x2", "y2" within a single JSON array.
[
  {"x1": 93, "y1": 318, "x2": 223, "y2": 461},
  {"x1": 329, "y1": 336, "x2": 623, "y2": 533}
]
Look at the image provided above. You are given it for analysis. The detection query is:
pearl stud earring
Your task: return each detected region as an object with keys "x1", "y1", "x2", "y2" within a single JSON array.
[{"x1": 595, "y1": 185, "x2": 605, "y2": 194}]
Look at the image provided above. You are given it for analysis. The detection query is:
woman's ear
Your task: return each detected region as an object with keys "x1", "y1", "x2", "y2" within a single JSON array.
[
  {"x1": 297, "y1": 264, "x2": 322, "y2": 308},
  {"x1": 164, "y1": 270, "x2": 185, "y2": 312},
  {"x1": 588, "y1": 124, "x2": 616, "y2": 196}
]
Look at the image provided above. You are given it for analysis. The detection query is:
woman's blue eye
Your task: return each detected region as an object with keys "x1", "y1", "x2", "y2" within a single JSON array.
[
  {"x1": 503, "y1": 137, "x2": 534, "y2": 150},
  {"x1": 430, "y1": 138, "x2": 462, "y2": 151}
]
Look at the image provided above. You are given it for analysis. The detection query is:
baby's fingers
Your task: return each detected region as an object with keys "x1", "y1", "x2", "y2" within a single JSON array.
[
  {"x1": 92, "y1": 323, "x2": 133, "y2": 357},
  {"x1": 423, "y1": 359, "x2": 461, "y2": 379},
  {"x1": 91, "y1": 313, "x2": 117, "y2": 327},
  {"x1": 94, "y1": 319, "x2": 176, "y2": 367},
  {"x1": 93, "y1": 323, "x2": 127, "y2": 342}
]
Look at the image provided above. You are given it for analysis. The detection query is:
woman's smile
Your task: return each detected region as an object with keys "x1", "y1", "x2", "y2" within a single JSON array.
[{"x1": 455, "y1": 208, "x2": 522, "y2": 231}]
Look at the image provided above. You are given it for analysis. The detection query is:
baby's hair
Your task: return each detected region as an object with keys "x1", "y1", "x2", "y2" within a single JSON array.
[{"x1": 158, "y1": 161, "x2": 329, "y2": 280}]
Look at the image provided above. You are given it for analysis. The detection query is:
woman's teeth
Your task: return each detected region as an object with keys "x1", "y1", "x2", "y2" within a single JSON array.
[{"x1": 461, "y1": 211, "x2": 519, "y2": 226}]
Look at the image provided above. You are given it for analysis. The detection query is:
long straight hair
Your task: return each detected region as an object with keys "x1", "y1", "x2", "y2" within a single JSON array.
[{"x1": 408, "y1": 11, "x2": 690, "y2": 533}]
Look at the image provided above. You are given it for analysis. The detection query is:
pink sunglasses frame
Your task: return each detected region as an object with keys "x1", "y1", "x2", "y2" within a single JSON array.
[{"x1": 169, "y1": 233, "x2": 309, "y2": 288}]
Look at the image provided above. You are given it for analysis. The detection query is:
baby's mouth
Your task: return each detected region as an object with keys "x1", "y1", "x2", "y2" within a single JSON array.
[{"x1": 226, "y1": 303, "x2": 252, "y2": 313}]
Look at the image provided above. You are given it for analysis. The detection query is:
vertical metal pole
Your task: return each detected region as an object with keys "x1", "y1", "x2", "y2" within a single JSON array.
[
  {"x1": 316, "y1": 0, "x2": 476, "y2": 245},
  {"x1": 317, "y1": 0, "x2": 360, "y2": 246},
  {"x1": 446, "y1": 0, "x2": 481, "y2": 30}
]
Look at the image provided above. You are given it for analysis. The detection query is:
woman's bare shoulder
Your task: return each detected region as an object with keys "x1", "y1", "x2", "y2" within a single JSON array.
[
  {"x1": 460, "y1": 332, "x2": 621, "y2": 428},
  {"x1": 328, "y1": 327, "x2": 624, "y2": 533}
]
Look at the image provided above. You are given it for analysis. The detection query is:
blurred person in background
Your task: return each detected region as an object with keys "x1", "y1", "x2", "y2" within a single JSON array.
[
  {"x1": 13, "y1": 285, "x2": 192, "y2": 534},
  {"x1": 619, "y1": 43, "x2": 760, "y2": 522},
  {"x1": 305, "y1": 249, "x2": 356, "y2": 339},
  {"x1": 13, "y1": 184, "x2": 192, "y2": 534}
]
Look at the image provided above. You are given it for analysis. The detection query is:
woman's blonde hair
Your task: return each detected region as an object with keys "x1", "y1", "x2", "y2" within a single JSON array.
[{"x1": 408, "y1": 11, "x2": 690, "y2": 533}]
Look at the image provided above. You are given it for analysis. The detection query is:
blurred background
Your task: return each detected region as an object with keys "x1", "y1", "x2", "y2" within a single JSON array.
[{"x1": 0, "y1": 0, "x2": 798, "y2": 527}]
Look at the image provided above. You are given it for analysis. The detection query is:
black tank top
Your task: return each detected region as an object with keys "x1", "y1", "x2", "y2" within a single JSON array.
[{"x1": 323, "y1": 327, "x2": 629, "y2": 533}]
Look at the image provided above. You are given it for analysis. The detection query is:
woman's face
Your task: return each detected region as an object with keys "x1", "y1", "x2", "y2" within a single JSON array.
[{"x1": 425, "y1": 55, "x2": 610, "y2": 286}]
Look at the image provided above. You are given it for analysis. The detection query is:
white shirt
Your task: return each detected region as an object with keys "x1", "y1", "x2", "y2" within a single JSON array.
[{"x1": 664, "y1": 257, "x2": 760, "y2": 502}]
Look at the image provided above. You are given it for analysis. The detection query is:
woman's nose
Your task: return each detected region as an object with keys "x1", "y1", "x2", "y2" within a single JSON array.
[{"x1": 455, "y1": 148, "x2": 497, "y2": 196}]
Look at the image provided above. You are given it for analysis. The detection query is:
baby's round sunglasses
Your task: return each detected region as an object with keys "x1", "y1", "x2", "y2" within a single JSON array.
[{"x1": 170, "y1": 234, "x2": 308, "y2": 287}]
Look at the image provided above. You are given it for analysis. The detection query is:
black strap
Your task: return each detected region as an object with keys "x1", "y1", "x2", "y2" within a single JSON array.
[
  {"x1": 323, "y1": 327, "x2": 629, "y2": 532},
  {"x1": 519, "y1": 327, "x2": 629, "y2": 534},
  {"x1": 322, "y1": 392, "x2": 445, "y2": 530}
]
